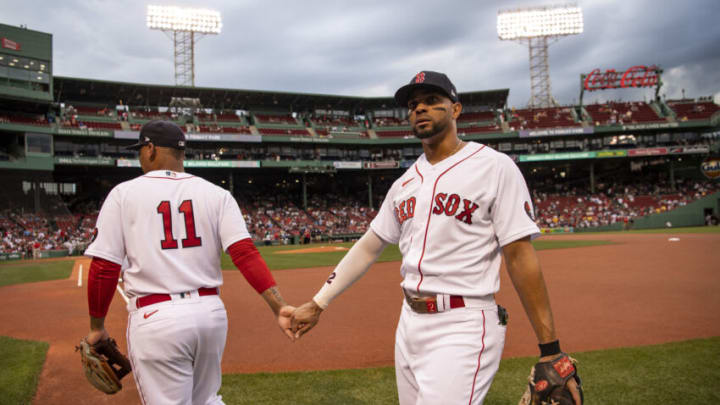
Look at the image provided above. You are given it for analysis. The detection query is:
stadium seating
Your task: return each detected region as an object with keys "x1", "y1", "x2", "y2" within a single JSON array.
[
  {"x1": 585, "y1": 102, "x2": 663, "y2": 125},
  {"x1": 0, "y1": 114, "x2": 49, "y2": 126},
  {"x1": 375, "y1": 129, "x2": 414, "y2": 138},
  {"x1": 256, "y1": 128, "x2": 309, "y2": 136},
  {"x1": 668, "y1": 100, "x2": 720, "y2": 121},
  {"x1": 457, "y1": 111, "x2": 496, "y2": 122},
  {"x1": 533, "y1": 180, "x2": 720, "y2": 229},
  {"x1": 253, "y1": 113, "x2": 299, "y2": 125},
  {"x1": 81, "y1": 121, "x2": 122, "y2": 130},
  {"x1": 459, "y1": 125, "x2": 501, "y2": 134},
  {"x1": 372, "y1": 116, "x2": 408, "y2": 127},
  {"x1": 508, "y1": 107, "x2": 577, "y2": 129}
]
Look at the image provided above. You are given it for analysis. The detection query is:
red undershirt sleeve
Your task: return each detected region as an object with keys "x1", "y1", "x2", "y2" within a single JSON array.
[
  {"x1": 87, "y1": 257, "x2": 122, "y2": 318},
  {"x1": 227, "y1": 238, "x2": 276, "y2": 294}
]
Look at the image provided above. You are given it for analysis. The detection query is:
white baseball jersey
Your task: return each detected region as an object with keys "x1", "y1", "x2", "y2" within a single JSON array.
[
  {"x1": 85, "y1": 170, "x2": 250, "y2": 297},
  {"x1": 371, "y1": 141, "x2": 540, "y2": 297}
]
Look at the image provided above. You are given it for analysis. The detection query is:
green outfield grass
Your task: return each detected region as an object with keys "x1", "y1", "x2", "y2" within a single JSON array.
[
  {"x1": 0, "y1": 336, "x2": 716, "y2": 404},
  {"x1": 0, "y1": 260, "x2": 74, "y2": 287},
  {"x1": 219, "y1": 337, "x2": 720, "y2": 404},
  {"x1": 222, "y1": 239, "x2": 614, "y2": 271},
  {"x1": 0, "y1": 336, "x2": 48, "y2": 405},
  {"x1": 221, "y1": 242, "x2": 404, "y2": 270}
]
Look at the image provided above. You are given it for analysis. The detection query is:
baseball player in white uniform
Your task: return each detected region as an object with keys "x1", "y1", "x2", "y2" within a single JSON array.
[
  {"x1": 83, "y1": 120, "x2": 296, "y2": 404},
  {"x1": 291, "y1": 72, "x2": 581, "y2": 404}
]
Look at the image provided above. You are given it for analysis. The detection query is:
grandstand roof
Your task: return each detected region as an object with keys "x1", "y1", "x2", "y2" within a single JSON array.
[{"x1": 53, "y1": 76, "x2": 508, "y2": 112}]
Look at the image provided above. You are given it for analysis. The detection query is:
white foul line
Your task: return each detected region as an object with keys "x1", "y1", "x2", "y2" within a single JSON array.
[{"x1": 77, "y1": 264, "x2": 83, "y2": 287}]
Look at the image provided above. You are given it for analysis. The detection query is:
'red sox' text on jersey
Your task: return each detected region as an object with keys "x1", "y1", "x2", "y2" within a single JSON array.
[{"x1": 371, "y1": 141, "x2": 540, "y2": 297}]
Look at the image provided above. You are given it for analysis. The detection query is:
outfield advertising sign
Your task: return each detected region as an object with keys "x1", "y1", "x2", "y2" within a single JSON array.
[
  {"x1": 540, "y1": 227, "x2": 574, "y2": 234},
  {"x1": 596, "y1": 150, "x2": 627, "y2": 158},
  {"x1": 519, "y1": 151, "x2": 596, "y2": 162},
  {"x1": 184, "y1": 160, "x2": 260, "y2": 168},
  {"x1": 116, "y1": 159, "x2": 260, "y2": 168},
  {"x1": 58, "y1": 128, "x2": 113, "y2": 137},
  {"x1": 116, "y1": 158, "x2": 141, "y2": 167},
  {"x1": 333, "y1": 161, "x2": 362, "y2": 169},
  {"x1": 620, "y1": 122, "x2": 679, "y2": 131},
  {"x1": 363, "y1": 161, "x2": 399, "y2": 169},
  {"x1": 518, "y1": 127, "x2": 593, "y2": 138},
  {"x1": 114, "y1": 130, "x2": 138, "y2": 139},
  {"x1": 628, "y1": 147, "x2": 667, "y2": 156},
  {"x1": 55, "y1": 156, "x2": 115, "y2": 166},
  {"x1": 289, "y1": 137, "x2": 331, "y2": 143},
  {"x1": 185, "y1": 133, "x2": 261, "y2": 143},
  {"x1": 115, "y1": 131, "x2": 261, "y2": 143}
]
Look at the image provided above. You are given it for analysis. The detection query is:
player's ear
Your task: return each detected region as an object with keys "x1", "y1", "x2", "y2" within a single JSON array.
[
  {"x1": 148, "y1": 143, "x2": 157, "y2": 160},
  {"x1": 452, "y1": 102, "x2": 462, "y2": 119}
]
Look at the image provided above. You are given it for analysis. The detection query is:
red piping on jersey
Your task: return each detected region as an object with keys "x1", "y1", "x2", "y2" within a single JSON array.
[
  {"x1": 142, "y1": 175, "x2": 196, "y2": 180},
  {"x1": 401, "y1": 178, "x2": 414, "y2": 187},
  {"x1": 415, "y1": 144, "x2": 485, "y2": 292},
  {"x1": 468, "y1": 310, "x2": 487, "y2": 404},
  {"x1": 414, "y1": 164, "x2": 424, "y2": 183}
]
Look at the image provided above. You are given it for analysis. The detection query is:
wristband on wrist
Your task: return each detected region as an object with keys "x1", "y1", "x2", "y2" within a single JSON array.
[{"x1": 538, "y1": 340, "x2": 561, "y2": 357}]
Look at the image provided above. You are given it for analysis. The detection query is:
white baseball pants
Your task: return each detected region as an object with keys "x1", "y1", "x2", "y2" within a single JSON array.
[
  {"x1": 126, "y1": 292, "x2": 228, "y2": 405},
  {"x1": 395, "y1": 296, "x2": 506, "y2": 405}
]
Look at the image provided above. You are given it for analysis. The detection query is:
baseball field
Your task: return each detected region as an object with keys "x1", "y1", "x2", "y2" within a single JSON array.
[{"x1": 1, "y1": 227, "x2": 719, "y2": 404}]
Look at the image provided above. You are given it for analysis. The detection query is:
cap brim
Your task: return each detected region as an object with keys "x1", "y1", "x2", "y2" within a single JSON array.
[
  {"x1": 125, "y1": 142, "x2": 145, "y2": 151},
  {"x1": 394, "y1": 83, "x2": 454, "y2": 107}
]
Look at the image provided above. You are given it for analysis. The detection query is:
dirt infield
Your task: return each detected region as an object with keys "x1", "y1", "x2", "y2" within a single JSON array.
[{"x1": 1, "y1": 232, "x2": 719, "y2": 404}]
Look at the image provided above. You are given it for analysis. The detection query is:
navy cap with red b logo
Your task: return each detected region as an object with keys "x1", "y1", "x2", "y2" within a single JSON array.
[{"x1": 394, "y1": 71, "x2": 459, "y2": 107}]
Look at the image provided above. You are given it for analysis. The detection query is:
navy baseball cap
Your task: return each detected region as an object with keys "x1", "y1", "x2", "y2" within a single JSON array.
[
  {"x1": 126, "y1": 120, "x2": 186, "y2": 150},
  {"x1": 394, "y1": 71, "x2": 459, "y2": 107}
]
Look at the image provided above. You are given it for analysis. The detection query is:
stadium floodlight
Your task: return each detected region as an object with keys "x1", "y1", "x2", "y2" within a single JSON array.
[
  {"x1": 498, "y1": 4, "x2": 583, "y2": 108},
  {"x1": 147, "y1": 5, "x2": 223, "y2": 87}
]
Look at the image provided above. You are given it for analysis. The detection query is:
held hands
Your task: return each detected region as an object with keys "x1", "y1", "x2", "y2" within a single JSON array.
[
  {"x1": 290, "y1": 300, "x2": 324, "y2": 339},
  {"x1": 275, "y1": 300, "x2": 324, "y2": 342},
  {"x1": 277, "y1": 305, "x2": 297, "y2": 342}
]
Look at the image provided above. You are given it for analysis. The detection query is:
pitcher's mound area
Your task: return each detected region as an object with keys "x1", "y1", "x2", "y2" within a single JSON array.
[{"x1": 275, "y1": 246, "x2": 349, "y2": 254}]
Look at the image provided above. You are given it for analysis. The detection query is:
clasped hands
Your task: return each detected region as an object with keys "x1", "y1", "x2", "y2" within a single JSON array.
[{"x1": 276, "y1": 301, "x2": 324, "y2": 342}]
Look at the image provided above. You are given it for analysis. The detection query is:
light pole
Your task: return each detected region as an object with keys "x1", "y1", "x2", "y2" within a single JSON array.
[
  {"x1": 147, "y1": 5, "x2": 222, "y2": 87},
  {"x1": 498, "y1": 4, "x2": 583, "y2": 108}
]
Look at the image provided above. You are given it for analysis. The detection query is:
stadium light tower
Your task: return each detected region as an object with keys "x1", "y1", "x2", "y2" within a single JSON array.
[
  {"x1": 498, "y1": 4, "x2": 583, "y2": 108},
  {"x1": 147, "y1": 5, "x2": 222, "y2": 87}
]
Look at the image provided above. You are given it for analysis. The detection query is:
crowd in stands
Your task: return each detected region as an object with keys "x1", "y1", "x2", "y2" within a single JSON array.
[
  {"x1": 0, "y1": 205, "x2": 97, "y2": 258},
  {"x1": 311, "y1": 115, "x2": 368, "y2": 137},
  {"x1": 508, "y1": 107, "x2": 576, "y2": 130},
  {"x1": 236, "y1": 191, "x2": 377, "y2": 245},
  {"x1": 2, "y1": 176, "x2": 717, "y2": 257},
  {"x1": 533, "y1": 179, "x2": 720, "y2": 229}
]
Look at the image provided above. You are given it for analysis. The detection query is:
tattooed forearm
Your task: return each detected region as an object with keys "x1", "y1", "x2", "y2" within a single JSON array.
[{"x1": 261, "y1": 286, "x2": 288, "y2": 314}]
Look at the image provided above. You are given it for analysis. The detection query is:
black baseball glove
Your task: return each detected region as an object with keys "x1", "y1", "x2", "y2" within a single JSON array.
[{"x1": 518, "y1": 353, "x2": 583, "y2": 405}]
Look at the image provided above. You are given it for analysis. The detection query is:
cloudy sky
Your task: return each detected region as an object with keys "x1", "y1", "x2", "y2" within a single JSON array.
[{"x1": 4, "y1": 0, "x2": 720, "y2": 107}]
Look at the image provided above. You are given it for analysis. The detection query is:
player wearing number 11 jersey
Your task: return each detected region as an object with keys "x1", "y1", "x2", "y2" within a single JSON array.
[{"x1": 83, "y1": 120, "x2": 296, "y2": 404}]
